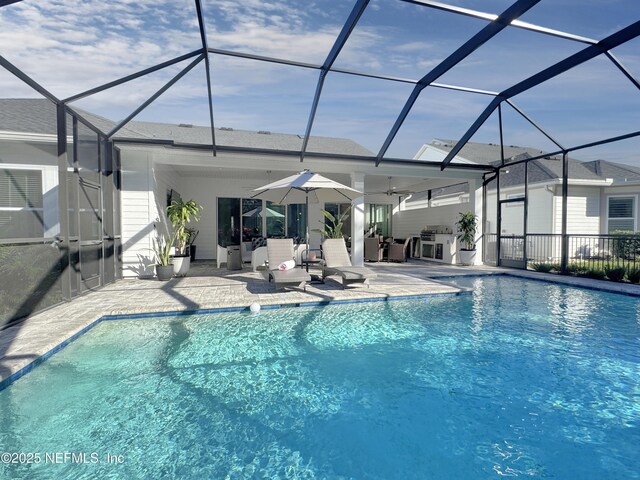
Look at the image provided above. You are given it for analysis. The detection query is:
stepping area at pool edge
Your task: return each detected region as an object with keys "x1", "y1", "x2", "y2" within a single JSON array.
[{"x1": 2, "y1": 260, "x2": 640, "y2": 386}]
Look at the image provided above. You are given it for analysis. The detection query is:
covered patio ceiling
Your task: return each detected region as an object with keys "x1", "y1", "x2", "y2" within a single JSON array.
[
  {"x1": 154, "y1": 162, "x2": 461, "y2": 197},
  {"x1": 0, "y1": 0, "x2": 638, "y2": 171}
]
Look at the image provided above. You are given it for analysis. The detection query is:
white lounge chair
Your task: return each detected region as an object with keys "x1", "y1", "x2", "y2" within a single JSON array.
[
  {"x1": 266, "y1": 239, "x2": 310, "y2": 291},
  {"x1": 321, "y1": 238, "x2": 376, "y2": 288}
]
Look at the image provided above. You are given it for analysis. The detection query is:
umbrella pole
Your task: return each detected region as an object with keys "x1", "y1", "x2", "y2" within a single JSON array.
[{"x1": 305, "y1": 192, "x2": 310, "y2": 272}]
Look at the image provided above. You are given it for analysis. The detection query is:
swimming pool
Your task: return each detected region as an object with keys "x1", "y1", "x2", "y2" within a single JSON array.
[{"x1": 0, "y1": 275, "x2": 638, "y2": 479}]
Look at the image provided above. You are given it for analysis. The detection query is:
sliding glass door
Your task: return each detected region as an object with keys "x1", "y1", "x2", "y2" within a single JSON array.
[
  {"x1": 366, "y1": 203, "x2": 391, "y2": 237},
  {"x1": 241, "y1": 198, "x2": 263, "y2": 242},
  {"x1": 218, "y1": 198, "x2": 304, "y2": 246},
  {"x1": 266, "y1": 202, "x2": 286, "y2": 238},
  {"x1": 286, "y1": 204, "x2": 306, "y2": 240}
]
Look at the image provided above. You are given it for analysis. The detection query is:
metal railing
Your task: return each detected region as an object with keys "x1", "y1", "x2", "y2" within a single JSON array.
[
  {"x1": 566, "y1": 234, "x2": 640, "y2": 271},
  {"x1": 482, "y1": 233, "x2": 640, "y2": 271},
  {"x1": 483, "y1": 233, "x2": 497, "y2": 265}
]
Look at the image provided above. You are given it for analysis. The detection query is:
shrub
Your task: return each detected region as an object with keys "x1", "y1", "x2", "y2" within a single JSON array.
[
  {"x1": 566, "y1": 262, "x2": 588, "y2": 276},
  {"x1": 584, "y1": 268, "x2": 606, "y2": 280},
  {"x1": 610, "y1": 231, "x2": 640, "y2": 260},
  {"x1": 627, "y1": 268, "x2": 640, "y2": 284},
  {"x1": 604, "y1": 265, "x2": 626, "y2": 282},
  {"x1": 531, "y1": 262, "x2": 555, "y2": 273}
]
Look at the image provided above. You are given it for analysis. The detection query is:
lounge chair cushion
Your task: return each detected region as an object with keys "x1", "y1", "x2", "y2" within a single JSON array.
[
  {"x1": 269, "y1": 268, "x2": 311, "y2": 284},
  {"x1": 325, "y1": 266, "x2": 376, "y2": 280}
]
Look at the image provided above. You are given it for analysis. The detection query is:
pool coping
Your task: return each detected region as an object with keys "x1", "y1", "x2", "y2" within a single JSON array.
[{"x1": 0, "y1": 289, "x2": 470, "y2": 392}]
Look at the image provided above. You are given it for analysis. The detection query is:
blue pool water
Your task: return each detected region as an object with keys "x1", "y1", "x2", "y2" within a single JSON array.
[{"x1": 0, "y1": 276, "x2": 639, "y2": 479}]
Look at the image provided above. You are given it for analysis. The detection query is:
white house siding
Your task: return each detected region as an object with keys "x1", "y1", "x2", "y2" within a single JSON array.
[
  {"x1": 120, "y1": 153, "x2": 182, "y2": 278},
  {"x1": 553, "y1": 186, "x2": 600, "y2": 235},
  {"x1": 393, "y1": 201, "x2": 469, "y2": 238},
  {"x1": 120, "y1": 154, "x2": 154, "y2": 277},
  {"x1": 526, "y1": 187, "x2": 554, "y2": 234},
  {"x1": 549, "y1": 186, "x2": 601, "y2": 261}
]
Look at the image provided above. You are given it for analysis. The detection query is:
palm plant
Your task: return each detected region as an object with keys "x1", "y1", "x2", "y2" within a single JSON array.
[
  {"x1": 315, "y1": 207, "x2": 350, "y2": 239},
  {"x1": 166, "y1": 199, "x2": 202, "y2": 255}
]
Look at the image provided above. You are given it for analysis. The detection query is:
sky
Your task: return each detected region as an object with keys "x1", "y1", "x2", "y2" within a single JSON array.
[{"x1": 0, "y1": 0, "x2": 638, "y2": 164}]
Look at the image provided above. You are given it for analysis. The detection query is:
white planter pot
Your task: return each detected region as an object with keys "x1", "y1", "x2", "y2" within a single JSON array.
[
  {"x1": 458, "y1": 249, "x2": 477, "y2": 266},
  {"x1": 173, "y1": 256, "x2": 190, "y2": 277}
]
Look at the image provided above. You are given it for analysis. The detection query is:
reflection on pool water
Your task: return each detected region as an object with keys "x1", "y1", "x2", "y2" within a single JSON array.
[{"x1": 0, "y1": 276, "x2": 639, "y2": 479}]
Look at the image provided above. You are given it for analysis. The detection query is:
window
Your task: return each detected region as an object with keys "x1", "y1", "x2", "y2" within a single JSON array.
[
  {"x1": 0, "y1": 168, "x2": 44, "y2": 239},
  {"x1": 366, "y1": 204, "x2": 391, "y2": 237},
  {"x1": 324, "y1": 202, "x2": 391, "y2": 238},
  {"x1": 241, "y1": 198, "x2": 263, "y2": 242},
  {"x1": 217, "y1": 198, "x2": 306, "y2": 247},
  {"x1": 266, "y1": 201, "x2": 286, "y2": 238},
  {"x1": 607, "y1": 196, "x2": 636, "y2": 233},
  {"x1": 286, "y1": 204, "x2": 306, "y2": 241}
]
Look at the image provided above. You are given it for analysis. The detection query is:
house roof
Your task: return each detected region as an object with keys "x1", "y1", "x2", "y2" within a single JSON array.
[
  {"x1": 431, "y1": 138, "x2": 552, "y2": 165},
  {"x1": 0, "y1": 98, "x2": 145, "y2": 138},
  {"x1": 428, "y1": 139, "x2": 605, "y2": 186},
  {"x1": 0, "y1": 99, "x2": 373, "y2": 157},
  {"x1": 126, "y1": 120, "x2": 373, "y2": 156},
  {"x1": 582, "y1": 159, "x2": 640, "y2": 181}
]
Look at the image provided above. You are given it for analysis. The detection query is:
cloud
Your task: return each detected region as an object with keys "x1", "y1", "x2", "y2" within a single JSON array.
[
  {"x1": 0, "y1": 0, "x2": 637, "y2": 163},
  {"x1": 0, "y1": 0, "x2": 200, "y2": 96}
]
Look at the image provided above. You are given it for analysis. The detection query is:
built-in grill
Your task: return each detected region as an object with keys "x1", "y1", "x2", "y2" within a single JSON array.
[
  {"x1": 419, "y1": 225, "x2": 453, "y2": 262},
  {"x1": 420, "y1": 232, "x2": 435, "y2": 241}
]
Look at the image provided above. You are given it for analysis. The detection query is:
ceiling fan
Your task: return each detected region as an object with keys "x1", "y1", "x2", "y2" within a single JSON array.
[{"x1": 366, "y1": 177, "x2": 415, "y2": 196}]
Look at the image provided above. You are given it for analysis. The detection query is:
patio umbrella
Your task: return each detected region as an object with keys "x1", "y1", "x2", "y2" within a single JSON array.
[
  {"x1": 242, "y1": 206, "x2": 285, "y2": 218},
  {"x1": 251, "y1": 169, "x2": 362, "y2": 263}
]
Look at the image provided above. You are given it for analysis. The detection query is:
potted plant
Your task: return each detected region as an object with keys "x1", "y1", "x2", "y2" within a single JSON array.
[
  {"x1": 314, "y1": 207, "x2": 350, "y2": 239},
  {"x1": 166, "y1": 198, "x2": 203, "y2": 277},
  {"x1": 152, "y1": 233, "x2": 175, "y2": 281},
  {"x1": 456, "y1": 211, "x2": 478, "y2": 266}
]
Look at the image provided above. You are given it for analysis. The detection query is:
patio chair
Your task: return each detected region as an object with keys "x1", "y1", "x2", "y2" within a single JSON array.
[
  {"x1": 251, "y1": 246, "x2": 268, "y2": 272},
  {"x1": 266, "y1": 239, "x2": 310, "y2": 291},
  {"x1": 293, "y1": 243, "x2": 308, "y2": 266},
  {"x1": 364, "y1": 237, "x2": 384, "y2": 262},
  {"x1": 216, "y1": 244, "x2": 227, "y2": 269},
  {"x1": 321, "y1": 238, "x2": 376, "y2": 288},
  {"x1": 388, "y1": 238, "x2": 410, "y2": 262}
]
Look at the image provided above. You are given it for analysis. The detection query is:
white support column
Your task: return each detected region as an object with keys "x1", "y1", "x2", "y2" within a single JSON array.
[
  {"x1": 351, "y1": 172, "x2": 365, "y2": 267},
  {"x1": 469, "y1": 178, "x2": 484, "y2": 265}
]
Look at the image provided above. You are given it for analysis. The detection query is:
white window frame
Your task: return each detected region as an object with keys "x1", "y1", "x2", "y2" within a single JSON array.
[
  {"x1": 0, "y1": 166, "x2": 46, "y2": 240},
  {"x1": 606, "y1": 194, "x2": 637, "y2": 233}
]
